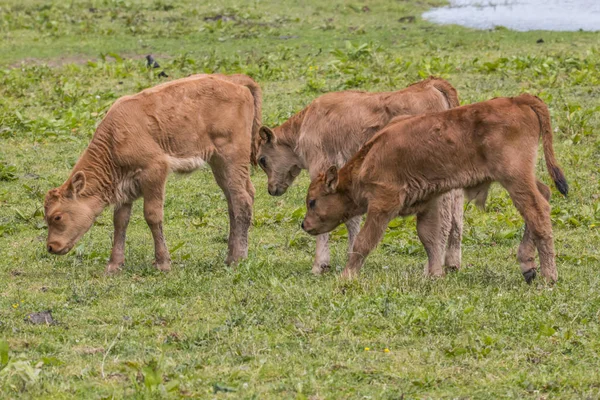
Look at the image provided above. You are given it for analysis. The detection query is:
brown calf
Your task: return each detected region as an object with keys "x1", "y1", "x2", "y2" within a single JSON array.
[
  {"x1": 258, "y1": 77, "x2": 464, "y2": 274},
  {"x1": 302, "y1": 94, "x2": 568, "y2": 283},
  {"x1": 44, "y1": 74, "x2": 261, "y2": 272}
]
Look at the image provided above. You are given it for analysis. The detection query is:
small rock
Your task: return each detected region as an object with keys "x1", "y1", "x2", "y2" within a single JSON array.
[
  {"x1": 537, "y1": 38, "x2": 544, "y2": 43},
  {"x1": 25, "y1": 311, "x2": 55, "y2": 325},
  {"x1": 398, "y1": 16, "x2": 416, "y2": 23},
  {"x1": 278, "y1": 35, "x2": 299, "y2": 40},
  {"x1": 362, "y1": 6, "x2": 370, "y2": 12}
]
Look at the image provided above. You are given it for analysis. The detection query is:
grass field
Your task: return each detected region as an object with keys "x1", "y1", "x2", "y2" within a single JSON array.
[{"x1": 1, "y1": 0, "x2": 600, "y2": 398}]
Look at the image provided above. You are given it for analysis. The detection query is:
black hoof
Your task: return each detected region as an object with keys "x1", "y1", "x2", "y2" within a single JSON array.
[
  {"x1": 319, "y1": 264, "x2": 331, "y2": 273},
  {"x1": 523, "y1": 268, "x2": 537, "y2": 284},
  {"x1": 445, "y1": 265, "x2": 460, "y2": 273}
]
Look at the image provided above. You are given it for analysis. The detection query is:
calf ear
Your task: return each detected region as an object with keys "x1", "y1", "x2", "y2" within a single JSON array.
[
  {"x1": 325, "y1": 166, "x2": 338, "y2": 192},
  {"x1": 259, "y1": 126, "x2": 274, "y2": 143},
  {"x1": 66, "y1": 171, "x2": 86, "y2": 198}
]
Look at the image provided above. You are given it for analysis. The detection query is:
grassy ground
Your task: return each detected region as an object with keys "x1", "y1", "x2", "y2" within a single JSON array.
[{"x1": 1, "y1": 0, "x2": 600, "y2": 398}]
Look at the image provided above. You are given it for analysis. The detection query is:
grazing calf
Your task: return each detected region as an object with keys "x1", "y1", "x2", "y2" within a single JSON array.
[
  {"x1": 44, "y1": 74, "x2": 261, "y2": 272},
  {"x1": 302, "y1": 94, "x2": 568, "y2": 283},
  {"x1": 258, "y1": 77, "x2": 464, "y2": 274}
]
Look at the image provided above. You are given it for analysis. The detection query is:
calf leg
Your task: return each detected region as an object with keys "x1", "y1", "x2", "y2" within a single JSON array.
[
  {"x1": 444, "y1": 190, "x2": 464, "y2": 270},
  {"x1": 342, "y1": 209, "x2": 395, "y2": 279},
  {"x1": 141, "y1": 167, "x2": 170, "y2": 272},
  {"x1": 106, "y1": 202, "x2": 133, "y2": 274},
  {"x1": 504, "y1": 179, "x2": 557, "y2": 283},
  {"x1": 417, "y1": 198, "x2": 446, "y2": 277},
  {"x1": 307, "y1": 165, "x2": 332, "y2": 275},
  {"x1": 312, "y1": 234, "x2": 331, "y2": 275},
  {"x1": 231, "y1": 173, "x2": 254, "y2": 263},
  {"x1": 517, "y1": 180, "x2": 552, "y2": 283},
  {"x1": 345, "y1": 216, "x2": 362, "y2": 258},
  {"x1": 211, "y1": 162, "x2": 254, "y2": 265}
]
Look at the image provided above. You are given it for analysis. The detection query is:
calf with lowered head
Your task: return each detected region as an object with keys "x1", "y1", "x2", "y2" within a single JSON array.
[
  {"x1": 302, "y1": 94, "x2": 568, "y2": 283},
  {"x1": 258, "y1": 77, "x2": 464, "y2": 274},
  {"x1": 44, "y1": 74, "x2": 261, "y2": 272}
]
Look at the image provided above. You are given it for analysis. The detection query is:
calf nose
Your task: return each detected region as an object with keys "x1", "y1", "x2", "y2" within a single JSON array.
[
  {"x1": 47, "y1": 245, "x2": 53, "y2": 253},
  {"x1": 301, "y1": 220, "x2": 305, "y2": 231},
  {"x1": 268, "y1": 187, "x2": 275, "y2": 196}
]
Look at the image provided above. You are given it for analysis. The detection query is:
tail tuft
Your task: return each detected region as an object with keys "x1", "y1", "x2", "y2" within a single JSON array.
[
  {"x1": 520, "y1": 94, "x2": 568, "y2": 197},
  {"x1": 552, "y1": 166, "x2": 569, "y2": 196}
]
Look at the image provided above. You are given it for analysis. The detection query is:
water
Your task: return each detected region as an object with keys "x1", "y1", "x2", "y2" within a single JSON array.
[{"x1": 423, "y1": 0, "x2": 600, "y2": 32}]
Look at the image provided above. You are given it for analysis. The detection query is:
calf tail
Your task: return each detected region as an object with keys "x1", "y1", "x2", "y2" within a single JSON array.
[
  {"x1": 228, "y1": 74, "x2": 263, "y2": 165},
  {"x1": 430, "y1": 77, "x2": 460, "y2": 109},
  {"x1": 524, "y1": 94, "x2": 568, "y2": 196}
]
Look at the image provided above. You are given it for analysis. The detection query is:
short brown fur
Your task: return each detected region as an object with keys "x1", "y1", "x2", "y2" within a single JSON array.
[
  {"x1": 302, "y1": 94, "x2": 567, "y2": 283},
  {"x1": 44, "y1": 74, "x2": 261, "y2": 273},
  {"x1": 258, "y1": 77, "x2": 464, "y2": 274}
]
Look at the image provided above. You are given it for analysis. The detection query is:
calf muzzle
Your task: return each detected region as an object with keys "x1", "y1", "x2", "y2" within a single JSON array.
[
  {"x1": 268, "y1": 184, "x2": 287, "y2": 197},
  {"x1": 522, "y1": 268, "x2": 537, "y2": 284},
  {"x1": 301, "y1": 219, "x2": 318, "y2": 236},
  {"x1": 47, "y1": 242, "x2": 70, "y2": 255}
]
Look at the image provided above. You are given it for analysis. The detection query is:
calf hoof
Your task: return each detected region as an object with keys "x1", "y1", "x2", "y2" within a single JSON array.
[
  {"x1": 225, "y1": 253, "x2": 247, "y2": 266},
  {"x1": 105, "y1": 262, "x2": 123, "y2": 275},
  {"x1": 541, "y1": 270, "x2": 558, "y2": 284},
  {"x1": 425, "y1": 271, "x2": 445, "y2": 279},
  {"x1": 154, "y1": 261, "x2": 171, "y2": 272},
  {"x1": 444, "y1": 255, "x2": 461, "y2": 271},
  {"x1": 444, "y1": 265, "x2": 460, "y2": 273},
  {"x1": 423, "y1": 263, "x2": 445, "y2": 278},
  {"x1": 522, "y1": 268, "x2": 537, "y2": 284},
  {"x1": 311, "y1": 262, "x2": 331, "y2": 275},
  {"x1": 340, "y1": 268, "x2": 359, "y2": 280}
]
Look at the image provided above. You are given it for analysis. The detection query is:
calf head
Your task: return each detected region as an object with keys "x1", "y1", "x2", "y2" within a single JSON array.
[
  {"x1": 44, "y1": 171, "x2": 104, "y2": 255},
  {"x1": 257, "y1": 126, "x2": 302, "y2": 196},
  {"x1": 302, "y1": 166, "x2": 354, "y2": 235}
]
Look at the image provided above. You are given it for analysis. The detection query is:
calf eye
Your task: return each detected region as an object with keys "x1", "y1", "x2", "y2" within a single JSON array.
[
  {"x1": 259, "y1": 157, "x2": 267, "y2": 168},
  {"x1": 309, "y1": 199, "x2": 316, "y2": 209},
  {"x1": 54, "y1": 215, "x2": 62, "y2": 221}
]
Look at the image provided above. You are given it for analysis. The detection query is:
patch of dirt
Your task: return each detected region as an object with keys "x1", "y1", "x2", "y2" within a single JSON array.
[
  {"x1": 398, "y1": 15, "x2": 416, "y2": 23},
  {"x1": 203, "y1": 14, "x2": 236, "y2": 22},
  {"x1": 106, "y1": 373, "x2": 128, "y2": 382},
  {"x1": 8, "y1": 53, "x2": 170, "y2": 69},
  {"x1": 10, "y1": 55, "x2": 95, "y2": 69},
  {"x1": 24, "y1": 310, "x2": 56, "y2": 325},
  {"x1": 164, "y1": 332, "x2": 183, "y2": 343},
  {"x1": 73, "y1": 346, "x2": 105, "y2": 355}
]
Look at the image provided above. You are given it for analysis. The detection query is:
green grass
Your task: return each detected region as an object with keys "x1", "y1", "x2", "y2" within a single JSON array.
[{"x1": 1, "y1": 0, "x2": 600, "y2": 398}]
